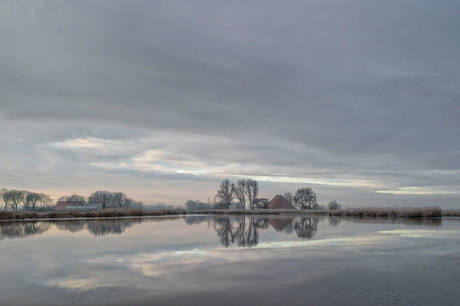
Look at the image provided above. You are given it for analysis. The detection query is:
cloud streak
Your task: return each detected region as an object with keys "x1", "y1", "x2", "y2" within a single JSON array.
[{"x1": 0, "y1": 0, "x2": 459, "y2": 207}]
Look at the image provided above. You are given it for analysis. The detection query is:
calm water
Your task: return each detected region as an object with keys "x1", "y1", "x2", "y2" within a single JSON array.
[{"x1": 0, "y1": 215, "x2": 459, "y2": 306}]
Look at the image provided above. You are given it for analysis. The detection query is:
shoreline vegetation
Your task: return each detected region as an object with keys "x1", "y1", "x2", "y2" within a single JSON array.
[{"x1": 0, "y1": 207, "x2": 458, "y2": 221}]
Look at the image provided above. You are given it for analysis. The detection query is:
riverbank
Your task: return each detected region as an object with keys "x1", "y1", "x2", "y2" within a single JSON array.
[{"x1": 1, "y1": 206, "x2": 457, "y2": 221}]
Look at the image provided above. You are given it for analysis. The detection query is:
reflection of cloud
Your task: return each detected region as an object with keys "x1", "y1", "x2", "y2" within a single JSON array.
[
  {"x1": 40, "y1": 225, "x2": 446, "y2": 294},
  {"x1": 80, "y1": 235, "x2": 391, "y2": 284},
  {"x1": 87, "y1": 248, "x2": 213, "y2": 278}
]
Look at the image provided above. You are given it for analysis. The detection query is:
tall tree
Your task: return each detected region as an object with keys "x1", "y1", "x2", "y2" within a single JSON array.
[
  {"x1": 4, "y1": 190, "x2": 26, "y2": 211},
  {"x1": 89, "y1": 191, "x2": 113, "y2": 208},
  {"x1": 111, "y1": 192, "x2": 127, "y2": 207},
  {"x1": 37, "y1": 194, "x2": 53, "y2": 209},
  {"x1": 328, "y1": 200, "x2": 342, "y2": 210},
  {"x1": 59, "y1": 194, "x2": 86, "y2": 204},
  {"x1": 88, "y1": 191, "x2": 136, "y2": 208},
  {"x1": 245, "y1": 179, "x2": 259, "y2": 209},
  {"x1": 0, "y1": 188, "x2": 6, "y2": 211},
  {"x1": 283, "y1": 192, "x2": 293, "y2": 204},
  {"x1": 214, "y1": 179, "x2": 235, "y2": 209},
  {"x1": 294, "y1": 187, "x2": 318, "y2": 209},
  {"x1": 233, "y1": 179, "x2": 247, "y2": 209},
  {"x1": 25, "y1": 192, "x2": 43, "y2": 211}
]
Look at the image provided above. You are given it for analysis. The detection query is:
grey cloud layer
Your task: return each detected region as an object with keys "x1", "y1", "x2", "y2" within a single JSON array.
[{"x1": 1, "y1": 0, "x2": 459, "y2": 206}]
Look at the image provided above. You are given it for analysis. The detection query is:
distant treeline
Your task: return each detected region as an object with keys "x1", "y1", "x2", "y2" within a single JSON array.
[
  {"x1": 2, "y1": 179, "x2": 344, "y2": 212},
  {"x1": 0, "y1": 188, "x2": 143, "y2": 211}
]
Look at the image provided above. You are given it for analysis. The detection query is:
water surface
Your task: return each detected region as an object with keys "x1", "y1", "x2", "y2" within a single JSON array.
[{"x1": 0, "y1": 215, "x2": 459, "y2": 305}]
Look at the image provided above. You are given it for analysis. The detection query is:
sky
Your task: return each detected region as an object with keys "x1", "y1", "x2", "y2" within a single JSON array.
[{"x1": 1, "y1": 0, "x2": 459, "y2": 208}]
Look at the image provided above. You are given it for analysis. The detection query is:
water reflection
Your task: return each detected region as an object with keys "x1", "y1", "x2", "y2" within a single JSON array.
[
  {"x1": 0, "y1": 221, "x2": 51, "y2": 240},
  {"x1": 0, "y1": 215, "x2": 442, "y2": 242},
  {"x1": 187, "y1": 216, "x2": 320, "y2": 247},
  {"x1": 213, "y1": 217, "x2": 271, "y2": 247},
  {"x1": 56, "y1": 219, "x2": 143, "y2": 236},
  {"x1": 293, "y1": 218, "x2": 319, "y2": 239},
  {"x1": 345, "y1": 217, "x2": 442, "y2": 227},
  {"x1": 0, "y1": 215, "x2": 456, "y2": 306},
  {"x1": 184, "y1": 215, "x2": 443, "y2": 247}
]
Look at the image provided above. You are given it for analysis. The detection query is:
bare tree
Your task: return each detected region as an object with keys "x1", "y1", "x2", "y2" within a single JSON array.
[
  {"x1": 0, "y1": 188, "x2": 6, "y2": 211},
  {"x1": 294, "y1": 187, "x2": 318, "y2": 209},
  {"x1": 37, "y1": 194, "x2": 53, "y2": 209},
  {"x1": 185, "y1": 200, "x2": 211, "y2": 210},
  {"x1": 88, "y1": 191, "x2": 138, "y2": 208},
  {"x1": 283, "y1": 192, "x2": 293, "y2": 204},
  {"x1": 328, "y1": 200, "x2": 342, "y2": 210},
  {"x1": 254, "y1": 198, "x2": 269, "y2": 209},
  {"x1": 245, "y1": 179, "x2": 259, "y2": 209},
  {"x1": 25, "y1": 192, "x2": 42, "y2": 211},
  {"x1": 233, "y1": 179, "x2": 247, "y2": 209},
  {"x1": 3, "y1": 190, "x2": 26, "y2": 211},
  {"x1": 89, "y1": 191, "x2": 113, "y2": 208},
  {"x1": 214, "y1": 179, "x2": 235, "y2": 209},
  {"x1": 112, "y1": 192, "x2": 128, "y2": 207},
  {"x1": 59, "y1": 194, "x2": 86, "y2": 205}
]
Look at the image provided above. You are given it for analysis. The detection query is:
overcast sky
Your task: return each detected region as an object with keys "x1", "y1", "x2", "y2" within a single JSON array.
[{"x1": 1, "y1": 0, "x2": 459, "y2": 208}]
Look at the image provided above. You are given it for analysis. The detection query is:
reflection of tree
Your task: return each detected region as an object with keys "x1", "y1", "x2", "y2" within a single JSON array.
[
  {"x1": 0, "y1": 222, "x2": 51, "y2": 240},
  {"x1": 56, "y1": 221, "x2": 86, "y2": 233},
  {"x1": 212, "y1": 217, "x2": 320, "y2": 246},
  {"x1": 185, "y1": 216, "x2": 209, "y2": 225},
  {"x1": 328, "y1": 217, "x2": 341, "y2": 227},
  {"x1": 54, "y1": 219, "x2": 142, "y2": 236},
  {"x1": 283, "y1": 222, "x2": 294, "y2": 234},
  {"x1": 294, "y1": 218, "x2": 319, "y2": 239},
  {"x1": 212, "y1": 217, "x2": 270, "y2": 247},
  {"x1": 233, "y1": 218, "x2": 257, "y2": 247},
  {"x1": 87, "y1": 220, "x2": 141, "y2": 236},
  {"x1": 213, "y1": 217, "x2": 235, "y2": 247}
]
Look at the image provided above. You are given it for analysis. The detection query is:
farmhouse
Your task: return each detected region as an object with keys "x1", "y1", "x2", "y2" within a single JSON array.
[
  {"x1": 267, "y1": 195, "x2": 296, "y2": 209},
  {"x1": 54, "y1": 201, "x2": 99, "y2": 211}
]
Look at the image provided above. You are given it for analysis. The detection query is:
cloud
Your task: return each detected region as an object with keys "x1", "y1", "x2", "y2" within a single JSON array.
[
  {"x1": 0, "y1": 0, "x2": 459, "y2": 207},
  {"x1": 377, "y1": 186, "x2": 460, "y2": 196}
]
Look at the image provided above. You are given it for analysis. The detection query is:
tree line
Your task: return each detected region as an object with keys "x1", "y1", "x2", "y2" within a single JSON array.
[
  {"x1": 1, "y1": 188, "x2": 53, "y2": 211},
  {"x1": 210, "y1": 179, "x2": 317, "y2": 209},
  {"x1": 0, "y1": 188, "x2": 143, "y2": 211},
  {"x1": 203, "y1": 179, "x2": 342, "y2": 210}
]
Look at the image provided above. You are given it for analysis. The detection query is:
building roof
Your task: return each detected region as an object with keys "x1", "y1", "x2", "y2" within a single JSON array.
[{"x1": 267, "y1": 195, "x2": 297, "y2": 209}]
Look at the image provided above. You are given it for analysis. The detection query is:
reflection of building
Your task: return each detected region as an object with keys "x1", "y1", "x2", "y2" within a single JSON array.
[
  {"x1": 268, "y1": 218, "x2": 293, "y2": 231},
  {"x1": 267, "y1": 195, "x2": 296, "y2": 209},
  {"x1": 54, "y1": 201, "x2": 100, "y2": 211}
]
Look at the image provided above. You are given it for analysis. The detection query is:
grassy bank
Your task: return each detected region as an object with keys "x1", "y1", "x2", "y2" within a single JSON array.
[
  {"x1": 327, "y1": 207, "x2": 443, "y2": 218},
  {"x1": 0, "y1": 209, "x2": 187, "y2": 220},
  {"x1": 0, "y1": 206, "x2": 456, "y2": 221}
]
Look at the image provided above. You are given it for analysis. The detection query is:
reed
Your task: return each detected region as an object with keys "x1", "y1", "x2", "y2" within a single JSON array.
[
  {"x1": 0, "y1": 206, "x2": 454, "y2": 221},
  {"x1": 327, "y1": 207, "x2": 443, "y2": 218}
]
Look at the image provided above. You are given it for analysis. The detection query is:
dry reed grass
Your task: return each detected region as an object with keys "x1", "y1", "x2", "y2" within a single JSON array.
[
  {"x1": 0, "y1": 206, "x2": 454, "y2": 221},
  {"x1": 327, "y1": 207, "x2": 443, "y2": 218}
]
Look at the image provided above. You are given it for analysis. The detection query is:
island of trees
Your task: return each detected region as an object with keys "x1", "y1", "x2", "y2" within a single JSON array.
[
  {"x1": 185, "y1": 178, "x2": 341, "y2": 211},
  {"x1": 1, "y1": 178, "x2": 342, "y2": 213}
]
